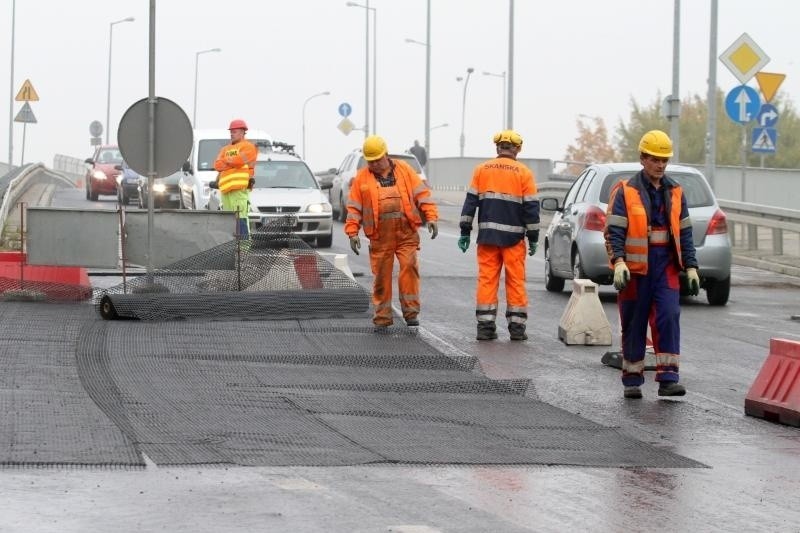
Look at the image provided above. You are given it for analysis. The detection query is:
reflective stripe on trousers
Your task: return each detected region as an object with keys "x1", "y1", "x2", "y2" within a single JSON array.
[
  {"x1": 369, "y1": 184, "x2": 420, "y2": 326},
  {"x1": 476, "y1": 240, "x2": 528, "y2": 324}
]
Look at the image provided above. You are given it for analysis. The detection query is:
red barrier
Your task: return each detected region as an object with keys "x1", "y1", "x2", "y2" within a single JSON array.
[
  {"x1": 292, "y1": 253, "x2": 323, "y2": 289},
  {"x1": 745, "y1": 338, "x2": 800, "y2": 427},
  {"x1": 0, "y1": 253, "x2": 92, "y2": 301}
]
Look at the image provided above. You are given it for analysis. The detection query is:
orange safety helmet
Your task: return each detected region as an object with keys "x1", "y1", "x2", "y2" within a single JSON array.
[{"x1": 228, "y1": 119, "x2": 249, "y2": 131}]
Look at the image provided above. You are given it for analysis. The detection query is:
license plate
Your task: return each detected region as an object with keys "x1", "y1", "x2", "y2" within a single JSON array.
[
  {"x1": 262, "y1": 216, "x2": 297, "y2": 227},
  {"x1": 169, "y1": 194, "x2": 179, "y2": 201}
]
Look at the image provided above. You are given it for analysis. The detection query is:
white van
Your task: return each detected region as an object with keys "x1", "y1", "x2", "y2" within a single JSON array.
[{"x1": 178, "y1": 128, "x2": 273, "y2": 210}]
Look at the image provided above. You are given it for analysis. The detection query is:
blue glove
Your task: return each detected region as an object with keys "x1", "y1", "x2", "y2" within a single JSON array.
[
  {"x1": 458, "y1": 236, "x2": 470, "y2": 253},
  {"x1": 528, "y1": 241, "x2": 538, "y2": 256}
]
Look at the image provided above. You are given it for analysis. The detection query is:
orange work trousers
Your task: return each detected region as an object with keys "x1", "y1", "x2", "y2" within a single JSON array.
[
  {"x1": 476, "y1": 240, "x2": 528, "y2": 323},
  {"x1": 368, "y1": 185, "x2": 421, "y2": 326}
]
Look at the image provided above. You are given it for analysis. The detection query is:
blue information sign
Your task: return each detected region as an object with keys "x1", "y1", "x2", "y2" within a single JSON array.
[
  {"x1": 751, "y1": 127, "x2": 777, "y2": 154},
  {"x1": 756, "y1": 104, "x2": 779, "y2": 128},
  {"x1": 338, "y1": 102, "x2": 352, "y2": 118},
  {"x1": 724, "y1": 85, "x2": 760, "y2": 124}
]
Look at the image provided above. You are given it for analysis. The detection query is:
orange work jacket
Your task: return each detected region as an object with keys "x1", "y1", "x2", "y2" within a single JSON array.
[{"x1": 213, "y1": 140, "x2": 257, "y2": 193}]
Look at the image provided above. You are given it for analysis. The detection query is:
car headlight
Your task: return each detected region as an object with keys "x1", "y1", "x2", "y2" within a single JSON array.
[
  {"x1": 152, "y1": 183, "x2": 167, "y2": 193},
  {"x1": 92, "y1": 170, "x2": 107, "y2": 180},
  {"x1": 306, "y1": 202, "x2": 332, "y2": 214}
]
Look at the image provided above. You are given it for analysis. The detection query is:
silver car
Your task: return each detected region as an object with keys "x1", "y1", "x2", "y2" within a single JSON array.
[{"x1": 541, "y1": 162, "x2": 732, "y2": 305}]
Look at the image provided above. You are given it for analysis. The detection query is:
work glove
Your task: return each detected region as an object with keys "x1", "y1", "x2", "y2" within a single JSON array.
[
  {"x1": 613, "y1": 261, "x2": 630, "y2": 291},
  {"x1": 686, "y1": 267, "x2": 700, "y2": 296},
  {"x1": 458, "y1": 236, "x2": 470, "y2": 253},
  {"x1": 426, "y1": 221, "x2": 438, "y2": 239},
  {"x1": 528, "y1": 241, "x2": 538, "y2": 256},
  {"x1": 349, "y1": 235, "x2": 361, "y2": 255}
]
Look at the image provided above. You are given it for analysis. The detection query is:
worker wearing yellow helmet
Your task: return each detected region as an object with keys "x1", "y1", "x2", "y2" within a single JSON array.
[
  {"x1": 458, "y1": 130, "x2": 540, "y2": 341},
  {"x1": 345, "y1": 135, "x2": 439, "y2": 331},
  {"x1": 604, "y1": 129, "x2": 699, "y2": 399}
]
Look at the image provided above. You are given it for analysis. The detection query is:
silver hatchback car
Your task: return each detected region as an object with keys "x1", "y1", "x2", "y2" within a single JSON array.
[{"x1": 541, "y1": 163, "x2": 731, "y2": 305}]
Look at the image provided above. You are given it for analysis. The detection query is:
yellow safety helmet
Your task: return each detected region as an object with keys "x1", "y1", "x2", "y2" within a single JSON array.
[
  {"x1": 362, "y1": 135, "x2": 388, "y2": 161},
  {"x1": 638, "y1": 129, "x2": 673, "y2": 158},
  {"x1": 493, "y1": 129, "x2": 523, "y2": 147}
]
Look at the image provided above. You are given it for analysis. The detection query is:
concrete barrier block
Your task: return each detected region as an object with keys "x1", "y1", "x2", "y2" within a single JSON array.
[{"x1": 558, "y1": 278, "x2": 612, "y2": 346}]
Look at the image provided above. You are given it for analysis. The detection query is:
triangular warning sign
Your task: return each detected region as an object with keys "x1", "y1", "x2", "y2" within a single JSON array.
[
  {"x1": 14, "y1": 79, "x2": 39, "y2": 102},
  {"x1": 755, "y1": 72, "x2": 785, "y2": 103},
  {"x1": 754, "y1": 129, "x2": 774, "y2": 150},
  {"x1": 14, "y1": 102, "x2": 37, "y2": 124}
]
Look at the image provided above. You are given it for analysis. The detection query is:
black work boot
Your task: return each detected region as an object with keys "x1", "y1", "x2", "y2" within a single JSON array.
[
  {"x1": 509, "y1": 323, "x2": 528, "y2": 341},
  {"x1": 476, "y1": 322, "x2": 498, "y2": 341},
  {"x1": 658, "y1": 382, "x2": 686, "y2": 397}
]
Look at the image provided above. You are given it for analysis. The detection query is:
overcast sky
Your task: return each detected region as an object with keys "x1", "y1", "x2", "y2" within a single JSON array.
[{"x1": 2, "y1": 0, "x2": 799, "y2": 172}]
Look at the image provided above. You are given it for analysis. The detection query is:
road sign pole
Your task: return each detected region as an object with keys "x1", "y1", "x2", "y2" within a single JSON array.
[
  {"x1": 741, "y1": 125, "x2": 747, "y2": 202},
  {"x1": 20, "y1": 122, "x2": 25, "y2": 165}
]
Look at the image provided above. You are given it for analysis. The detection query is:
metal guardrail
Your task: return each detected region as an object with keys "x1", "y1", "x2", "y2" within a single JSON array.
[{"x1": 0, "y1": 163, "x2": 44, "y2": 239}]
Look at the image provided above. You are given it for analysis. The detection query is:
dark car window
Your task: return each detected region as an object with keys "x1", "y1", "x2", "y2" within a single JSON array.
[
  {"x1": 574, "y1": 168, "x2": 596, "y2": 202},
  {"x1": 599, "y1": 171, "x2": 713, "y2": 208},
  {"x1": 562, "y1": 171, "x2": 587, "y2": 207},
  {"x1": 97, "y1": 148, "x2": 123, "y2": 163},
  {"x1": 253, "y1": 160, "x2": 318, "y2": 189}
]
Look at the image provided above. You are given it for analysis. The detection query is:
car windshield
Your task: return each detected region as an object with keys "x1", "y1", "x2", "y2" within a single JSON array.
[
  {"x1": 97, "y1": 149, "x2": 123, "y2": 164},
  {"x1": 253, "y1": 160, "x2": 317, "y2": 189},
  {"x1": 599, "y1": 171, "x2": 714, "y2": 208},
  {"x1": 197, "y1": 139, "x2": 271, "y2": 171}
]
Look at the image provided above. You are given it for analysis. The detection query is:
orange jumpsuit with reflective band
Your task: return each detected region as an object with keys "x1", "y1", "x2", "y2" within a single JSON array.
[
  {"x1": 345, "y1": 159, "x2": 438, "y2": 326},
  {"x1": 214, "y1": 140, "x2": 257, "y2": 193}
]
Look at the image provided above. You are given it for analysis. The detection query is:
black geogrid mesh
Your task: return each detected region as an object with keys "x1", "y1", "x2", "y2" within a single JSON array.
[{"x1": 94, "y1": 217, "x2": 370, "y2": 321}]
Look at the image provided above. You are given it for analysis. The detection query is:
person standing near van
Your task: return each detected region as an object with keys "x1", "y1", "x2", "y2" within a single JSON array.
[{"x1": 214, "y1": 119, "x2": 258, "y2": 238}]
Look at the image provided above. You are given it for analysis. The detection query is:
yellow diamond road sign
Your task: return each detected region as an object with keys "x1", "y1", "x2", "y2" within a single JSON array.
[
  {"x1": 337, "y1": 117, "x2": 355, "y2": 136},
  {"x1": 720, "y1": 33, "x2": 770, "y2": 84}
]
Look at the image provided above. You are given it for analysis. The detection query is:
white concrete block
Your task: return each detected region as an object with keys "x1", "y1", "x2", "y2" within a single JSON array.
[{"x1": 558, "y1": 278, "x2": 612, "y2": 345}]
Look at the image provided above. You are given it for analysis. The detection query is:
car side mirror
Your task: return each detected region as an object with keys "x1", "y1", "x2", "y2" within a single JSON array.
[
  {"x1": 320, "y1": 182, "x2": 333, "y2": 190},
  {"x1": 540, "y1": 197, "x2": 560, "y2": 212},
  {"x1": 114, "y1": 164, "x2": 123, "y2": 171},
  {"x1": 328, "y1": 167, "x2": 337, "y2": 174},
  {"x1": 182, "y1": 161, "x2": 191, "y2": 173},
  {"x1": 84, "y1": 158, "x2": 94, "y2": 165},
  {"x1": 208, "y1": 181, "x2": 219, "y2": 190}
]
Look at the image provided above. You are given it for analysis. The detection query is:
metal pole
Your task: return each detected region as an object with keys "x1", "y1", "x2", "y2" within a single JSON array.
[
  {"x1": 459, "y1": 68, "x2": 474, "y2": 157},
  {"x1": 740, "y1": 125, "x2": 747, "y2": 202},
  {"x1": 146, "y1": 1, "x2": 156, "y2": 283},
  {"x1": 302, "y1": 91, "x2": 330, "y2": 160},
  {"x1": 670, "y1": 0, "x2": 681, "y2": 162},
  {"x1": 507, "y1": 0, "x2": 514, "y2": 129},
  {"x1": 106, "y1": 17, "x2": 134, "y2": 145},
  {"x1": 424, "y1": 0, "x2": 431, "y2": 159},
  {"x1": 365, "y1": 0, "x2": 370, "y2": 137},
  {"x1": 8, "y1": 0, "x2": 15, "y2": 166},
  {"x1": 372, "y1": 8, "x2": 377, "y2": 133},
  {"x1": 20, "y1": 122, "x2": 25, "y2": 165},
  {"x1": 192, "y1": 48, "x2": 221, "y2": 128},
  {"x1": 705, "y1": 0, "x2": 718, "y2": 191}
]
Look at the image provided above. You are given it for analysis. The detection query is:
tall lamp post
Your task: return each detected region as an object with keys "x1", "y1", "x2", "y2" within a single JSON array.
[
  {"x1": 302, "y1": 91, "x2": 330, "y2": 160},
  {"x1": 192, "y1": 47, "x2": 221, "y2": 128},
  {"x1": 405, "y1": 36, "x2": 431, "y2": 160},
  {"x1": 8, "y1": 0, "x2": 16, "y2": 166},
  {"x1": 482, "y1": 71, "x2": 506, "y2": 130},
  {"x1": 457, "y1": 67, "x2": 474, "y2": 157},
  {"x1": 429, "y1": 122, "x2": 448, "y2": 134},
  {"x1": 346, "y1": 1, "x2": 376, "y2": 136},
  {"x1": 105, "y1": 16, "x2": 134, "y2": 144}
]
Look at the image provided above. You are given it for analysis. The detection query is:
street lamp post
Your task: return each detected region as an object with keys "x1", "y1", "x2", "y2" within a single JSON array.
[
  {"x1": 105, "y1": 16, "x2": 134, "y2": 145},
  {"x1": 482, "y1": 71, "x2": 507, "y2": 129},
  {"x1": 405, "y1": 36, "x2": 431, "y2": 160},
  {"x1": 192, "y1": 47, "x2": 221, "y2": 128},
  {"x1": 8, "y1": 0, "x2": 16, "y2": 166},
  {"x1": 346, "y1": 1, "x2": 376, "y2": 136},
  {"x1": 457, "y1": 68, "x2": 474, "y2": 157},
  {"x1": 302, "y1": 91, "x2": 330, "y2": 160}
]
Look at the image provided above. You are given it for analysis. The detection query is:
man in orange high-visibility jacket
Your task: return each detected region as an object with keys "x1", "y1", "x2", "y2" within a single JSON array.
[
  {"x1": 214, "y1": 119, "x2": 258, "y2": 238},
  {"x1": 345, "y1": 135, "x2": 439, "y2": 331},
  {"x1": 604, "y1": 129, "x2": 699, "y2": 400},
  {"x1": 458, "y1": 130, "x2": 540, "y2": 341}
]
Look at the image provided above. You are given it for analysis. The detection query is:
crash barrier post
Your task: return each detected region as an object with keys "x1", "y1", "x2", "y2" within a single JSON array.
[
  {"x1": 745, "y1": 338, "x2": 800, "y2": 427},
  {"x1": 558, "y1": 278, "x2": 612, "y2": 346}
]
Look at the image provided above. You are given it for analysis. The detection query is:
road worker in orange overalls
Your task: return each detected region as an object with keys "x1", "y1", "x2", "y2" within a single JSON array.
[
  {"x1": 214, "y1": 119, "x2": 258, "y2": 238},
  {"x1": 345, "y1": 135, "x2": 439, "y2": 331},
  {"x1": 459, "y1": 130, "x2": 540, "y2": 341}
]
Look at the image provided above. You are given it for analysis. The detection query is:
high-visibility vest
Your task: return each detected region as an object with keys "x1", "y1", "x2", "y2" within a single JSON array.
[{"x1": 214, "y1": 140, "x2": 257, "y2": 193}]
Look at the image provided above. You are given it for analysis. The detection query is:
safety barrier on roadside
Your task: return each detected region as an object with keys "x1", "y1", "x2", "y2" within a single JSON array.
[
  {"x1": 0, "y1": 251, "x2": 92, "y2": 301},
  {"x1": 745, "y1": 338, "x2": 800, "y2": 427},
  {"x1": 558, "y1": 279, "x2": 612, "y2": 345}
]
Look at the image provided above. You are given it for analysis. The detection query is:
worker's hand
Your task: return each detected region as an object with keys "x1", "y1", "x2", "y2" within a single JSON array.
[
  {"x1": 247, "y1": 177, "x2": 255, "y2": 190},
  {"x1": 349, "y1": 235, "x2": 361, "y2": 255},
  {"x1": 528, "y1": 241, "x2": 538, "y2": 256},
  {"x1": 613, "y1": 261, "x2": 630, "y2": 291},
  {"x1": 686, "y1": 267, "x2": 700, "y2": 296},
  {"x1": 458, "y1": 236, "x2": 470, "y2": 253},
  {"x1": 426, "y1": 221, "x2": 438, "y2": 239}
]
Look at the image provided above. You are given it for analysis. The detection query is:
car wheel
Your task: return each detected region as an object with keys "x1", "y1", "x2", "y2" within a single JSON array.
[
  {"x1": 190, "y1": 193, "x2": 197, "y2": 210},
  {"x1": 317, "y1": 230, "x2": 333, "y2": 248},
  {"x1": 706, "y1": 276, "x2": 730, "y2": 306},
  {"x1": 544, "y1": 244, "x2": 565, "y2": 292},
  {"x1": 338, "y1": 193, "x2": 347, "y2": 222},
  {"x1": 85, "y1": 182, "x2": 90, "y2": 200},
  {"x1": 89, "y1": 183, "x2": 99, "y2": 202},
  {"x1": 572, "y1": 249, "x2": 587, "y2": 280}
]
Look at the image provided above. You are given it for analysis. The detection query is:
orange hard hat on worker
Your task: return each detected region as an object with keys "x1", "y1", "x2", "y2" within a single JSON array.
[{"x1": 228, "y1": 119, "x2": 249, "y2": 131}]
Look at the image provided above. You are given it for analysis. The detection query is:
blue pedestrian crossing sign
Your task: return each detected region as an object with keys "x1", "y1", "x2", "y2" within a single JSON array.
[
  {"x1": 338, "y1": 102, "x2": 352, "y2": 118},
  {"x1": 725, "y1": 85, "x2": 760, "y2": 124},
  {"x1": 751, "y1": 127, "x2": 777, "y2": 153}
]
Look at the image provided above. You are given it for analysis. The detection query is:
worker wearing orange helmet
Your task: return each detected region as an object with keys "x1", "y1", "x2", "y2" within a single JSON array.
[
  {"x1": 604, "y1": 129, "x2": 699, "y2": 399},
  {"x1": 214, "y1": 119, "x2": 258, "y2": 238},
  {"x1": 458, "y1": 130, "x2": 540, "y2": 341},
  {"x1": 345, "y1": 135, "x2": 439, "y2": 331}
]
